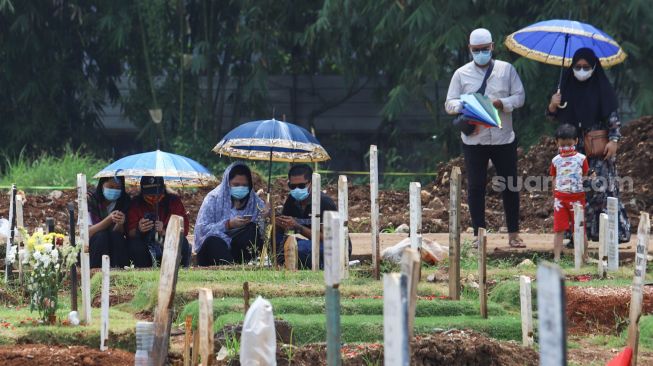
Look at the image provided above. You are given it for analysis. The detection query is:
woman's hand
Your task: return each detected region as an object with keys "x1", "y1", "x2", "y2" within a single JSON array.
[
  {"x1": 228, "y1": 216, "x2": 250, "y2": 229},
  {"x1": 549, "y1": 92, "x2": 562, "y2": 112},
  {"x1": 110, "y1": 211, "x2": 125, "y2": 226},
  {"x1": 138, "y1": 218, "x2": 154, "y2": 233},
  {"x1": 603, "y1": 141, "x2": 618, "y2": 160},
  {"x1": 155, "y1": 220, "x2": 164, "y2": 235}
]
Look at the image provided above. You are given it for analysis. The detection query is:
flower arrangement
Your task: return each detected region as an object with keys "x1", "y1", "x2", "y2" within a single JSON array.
[{"x1": 17, "y1": 229, "x2": 78, "y2": 323}]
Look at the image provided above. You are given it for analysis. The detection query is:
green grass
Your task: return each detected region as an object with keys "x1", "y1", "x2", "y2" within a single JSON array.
[{"x1": 0, "y1": 146, "x2": 109, "y2": 188}]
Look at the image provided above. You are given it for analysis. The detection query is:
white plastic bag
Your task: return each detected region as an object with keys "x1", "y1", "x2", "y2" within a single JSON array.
[
  {"x1": 381, "y1": 237, "x2": 448, "y2": 265},
  {"x1": 240, "y1": 296, "x2": 277, "y2": 366}
]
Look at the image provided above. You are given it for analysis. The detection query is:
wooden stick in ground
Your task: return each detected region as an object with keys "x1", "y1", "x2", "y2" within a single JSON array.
[
  {"x1": 519, "y1": 275, "x2": 534, "y2": 347},
  {"x1": 76, "y1": 174, "x2": 92, "y2": 324},
  {"x1": 536, "y1": 262, "x2": 567, "y2": 366},
  {"x1": 400, "y1": 248, "x2": 420, "y2": 339},
  {"x1": 45, "y1": 217, "x2": 55, "y2": 233},
  {"x1": 198, "y1": 288, "x2": 214, "y2": 366},
  {"x1": 370, "y1": 145, "x2": 380, "y2": 280},
  {"x1": 409, "y1": 182, "x2": 422, "y2": 250},
  {"x1": 67, "y1": 202, "x2": 78, "y2": 311},
  {"x1": 573, "y1": 203, "x2": 584, "y2": 270},
  {"x1": 478, "y1": 228, "x2": 487, "y2": 319},
  {"x1": 383, "y1": 273, "x2": 409, "y2": 366},
  {"x1": 338, "y1": 175, "x2": 349, "y2": 279},
  {"x1": 100, "y1": 255, "x2": 110, "y2": 351},
  {"x1": 271, "y1": 195, "x2": 277, "y2": 270},
  {"x1": 192, "y1": 330, "x2": 200, "y2": 366},
  {"x1": 243, "y1": 282, "x2": 250, "y2": 315},
  {"x1": 183, "y1": 315, "x2": 192, "y2": 366},
  {"x1": 598, "y1": 213, "x2": 608, "y2": 278},
  {"x1": 4, "y1": 184, "x2": 16, "y2": 283},
  {"x1": 627, "y1": 212, "x2": 650, "y2": 366},
  {"x1": 283, "y1": 234, "x2": 298, "y2": 271},
  {"x1": 449, "y1": 167, "x2": 462, "y2": 300},
  {"x1": 607, "y1": 197, "x2": 619, "y2": 271},
  {"x1": 311, "y1": 173, "x2": 321, "y2": 271},
  {"x1": 323, "y1": 210, "x2": 342, "y2": 366},
  {"x1": 152, "y1": 215, "x2": 184, "y2": 366}
]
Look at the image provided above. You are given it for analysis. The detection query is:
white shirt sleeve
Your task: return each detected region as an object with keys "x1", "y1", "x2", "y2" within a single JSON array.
[
  {"x1": 445, "y1": 70, "x2": 464, "y2": 114},
  {"x1": 499, "y1": 65, "x2": 525, "y2": 113}
]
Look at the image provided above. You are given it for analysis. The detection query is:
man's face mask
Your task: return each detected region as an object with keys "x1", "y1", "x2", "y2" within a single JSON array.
[
  {"x1": 471, "y1": 46, "x2": 492, "y2": 66},
  {"x1": 144, "y1": 194, "x2": 164, "y2": 206}
]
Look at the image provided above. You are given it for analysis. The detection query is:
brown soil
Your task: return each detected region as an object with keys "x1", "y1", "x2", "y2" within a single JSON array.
[
  {"x1": 0, "y1": 344, "x2": 134, "y2": 366},
  {"x1": 215, "y1": 330, "x2": 537, "y2": 366},
  {"x1": 2, "y1": 116, "x2": 652, "y2": 234},
  {"x1": 565, "y1": 286, "x2": 653, "y2": 334},
  {"x1": 91, "y1": 289, "x2": 134, "y2": 307}
]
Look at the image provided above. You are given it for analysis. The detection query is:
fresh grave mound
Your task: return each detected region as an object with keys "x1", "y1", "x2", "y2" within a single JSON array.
[
  {"x1": 0, "y1": 344, "x2": 134, "y2": 366},
  {"x1": 566, "y1": 286, "x2": 653, "y2": 334},
  {"x1": 284, "y1": 330, "x2": 538, "y2": 366}
]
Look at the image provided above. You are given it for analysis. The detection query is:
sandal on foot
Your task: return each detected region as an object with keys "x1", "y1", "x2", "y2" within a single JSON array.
[{"x1": 508, "y1": 238, "x2": 526, "y2": 248}]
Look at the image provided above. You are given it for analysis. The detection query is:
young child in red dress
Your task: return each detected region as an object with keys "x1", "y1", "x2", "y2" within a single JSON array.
[{"x1": 550, "y1": 124, "x2": 589, "y2": 262}]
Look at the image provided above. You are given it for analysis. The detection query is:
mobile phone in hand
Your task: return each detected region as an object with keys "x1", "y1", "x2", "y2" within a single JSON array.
[{"x1": 243, "y1": 214, "x2": 253, "y2": 220}]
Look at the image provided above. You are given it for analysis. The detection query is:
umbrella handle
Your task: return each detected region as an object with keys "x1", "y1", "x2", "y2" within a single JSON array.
[{"x1": 556, "y1": 88, "x2": 568, "y2": 109}]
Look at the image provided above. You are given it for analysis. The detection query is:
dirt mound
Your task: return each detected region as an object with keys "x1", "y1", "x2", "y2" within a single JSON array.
[
  {"x1": 271, "y1": 330, "x2": 537, "y2": 366},
  {"x1": 0, "y1": 344, "x2": 133, "y2": 366},
  {"x1": 566, "y1": 286, "x2": 653, "y2": 334}
]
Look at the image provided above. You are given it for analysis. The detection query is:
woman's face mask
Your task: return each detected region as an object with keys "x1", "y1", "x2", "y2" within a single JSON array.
[
  {"x1": 230, "y1": 185, "x2": 250, "y2": 200},
  {"x1": 573, "y1": 65, "x2": 594, "y2": 81},
  {"x1": 103, "y1": 188, "x2": 122, "y2": 202}
]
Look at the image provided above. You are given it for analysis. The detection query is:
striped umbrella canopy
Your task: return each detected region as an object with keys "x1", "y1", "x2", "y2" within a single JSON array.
[{"x1": 94, "y1": 150, "x2": 216, "y2": 187}]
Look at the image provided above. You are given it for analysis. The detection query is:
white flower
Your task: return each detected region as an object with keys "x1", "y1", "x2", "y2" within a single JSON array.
[
  {"x1": 51, "y1": 249, "x2": 59, "y2": 262},
  {"x1": 6, "y1": 245, "x2": 17, "y2": 265},
  {"x1": 43, "y1": 243, "x2": 53, "y2": 253}
]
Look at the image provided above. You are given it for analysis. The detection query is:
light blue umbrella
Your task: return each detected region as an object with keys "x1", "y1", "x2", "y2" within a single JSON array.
[
  {"x1": 94, "y1": 150, "x2": 216, "y2": 187},
  {"x1": 505, "y1": 19, "x2": 626, "y2": 98}
]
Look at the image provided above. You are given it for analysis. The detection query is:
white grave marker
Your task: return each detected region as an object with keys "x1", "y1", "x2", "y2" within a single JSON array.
[
  {"x1": 370, "y1": 145, "x2": 380, "y2": 280},
  {"x1": 383, "y1": 273, "x2": 409, "y2": 366},
  {"x1": 573, "y1": 203, "x2": 584, "y2": 270},
  {"x1": 627, "y1": 212, "x2": 650, "y2": 365},
  {"x1": 607, "y1": 197, "x2": 619, "y2": 271},
  {"x1": 311, "y1": 173, "x2": 321, "y2": 271},
  {"x1": 537, "y1": 262, "x2": 567, "y2": 366},
  {"x1": 598, "y1": 213, "x2": 608, "y2": 277},
  {"x1": 323, "y1": 211, "x2": 342, "y2": 287},
  {"x1": 338, "y1": 175, "x2": 349, "y2": 279},
  {"x1": 519, "y1": 276, "x2": 534, "y2": 347},
  {"x1": 100, "y1": 255, "x2": 110, "y2": 351},
  {"x1": 77, "y1": 174, "x2": 92, "y2": 324},
  {"x1": 409, "y1": 182, "x2": 422, "y2": 250}
]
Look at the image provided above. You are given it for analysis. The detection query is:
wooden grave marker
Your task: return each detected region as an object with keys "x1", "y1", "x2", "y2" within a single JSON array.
[
  {"x1": 627, "y1": 212, "x2": 650, "y2": 366},
  {"x1": 607, "y1": 197, "x2": 619, "y2": 271},
  {"x1": 409, "y1": 182, "x2": 422, "y2": 250},
  {"x1": 478, "y1": 228, "x2": 487, "y2": 319},
  {"x1": 311, "y1": 173, "x2": 321, "y2": 271},
  {"x1": 400, "y1": 248, "x2": 420, "y2": 339},
  {"x1": 199, "y1": 288, "x2": 214, "y2": 366},
  {"x1": 449, "y1": 167, "x2": 462, "y2": 300},
  {"x1": 76, "y1": 174, "x2": 92, "y2": 324},
  {"x1": 370, "y1": 145, "x2": 380, "y2": 280},
  {"x1": 67, "y1": 203, "x2": 78, "y2": 311},
  {"x1": 183, "y1": 315, "x2": 193, "y2": 366},
  {"x1": 519, "y1": 275, "x2": 534, "y2": 347},
  {"x1": 537, "y1": 262, "x2": 567, "y2": 366},
  {"x1": 383, "y1": 273, "x2": 409, "y2": 366},
  {"x1": 338, "y1": 175, "x2": 349, "y2": 279},
  {"x1": 152, "y1": 215, "x2": 184, "y2": 366},
  {"x1": 323, "y1": 211, "x2": 342, "y2": 366},
  {"x1": 598, "y1": 213, "x2": 608, "y2": 278},
  {"x1": 100, "y1": 255, "x2": 110, "y2": 351},
  {"x1": 573, "y1": 203, "x2": 584, "y2": 270}
]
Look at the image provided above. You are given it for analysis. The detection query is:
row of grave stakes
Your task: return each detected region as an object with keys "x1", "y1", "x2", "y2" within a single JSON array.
[{"x1": 2, "y1": 145, "x2": 651, "y2": 366}]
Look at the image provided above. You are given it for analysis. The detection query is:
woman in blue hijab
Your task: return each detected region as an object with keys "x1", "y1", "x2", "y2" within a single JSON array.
[{"x1": 194, "y1": 162, "x2": 267, "y2": 266}]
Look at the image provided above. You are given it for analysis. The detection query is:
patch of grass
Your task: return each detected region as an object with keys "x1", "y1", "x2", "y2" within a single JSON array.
[
  {"x1": 489, "y1": 281, "x2": 536, "y2": 312},
  {"x1": 211, "y1": 313, "x2": 521, "y2": 344},
  {"x1": 0, "y1": 146, "x2": 109, "y2": 187}
]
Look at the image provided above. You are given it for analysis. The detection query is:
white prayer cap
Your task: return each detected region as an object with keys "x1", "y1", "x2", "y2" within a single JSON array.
[{"x1": 469, "y1": 28, "x2": 492, "y2": 46}]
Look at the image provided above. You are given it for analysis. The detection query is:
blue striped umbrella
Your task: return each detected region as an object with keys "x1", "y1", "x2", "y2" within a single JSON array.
[
  {"x1": 505, "y1": 19, "x2": 626, "y2": 68},
  {"x1": 94, "y1": 150, "x2": 216, "y2": 187}
]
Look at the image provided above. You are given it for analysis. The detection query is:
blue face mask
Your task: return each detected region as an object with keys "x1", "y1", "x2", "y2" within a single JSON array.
[
  {"x1": 103, "y1": 188, "x2": 122, "y2": 202},
  {"x1": 290, "y1": 187, "x2": 309, "y2": 201},
  {"x1": 472, "y1": 50, "x2": 492, "y2": 66},
  {"x1": 230, "y1": 186, "x2": 250, "y2": 200}
]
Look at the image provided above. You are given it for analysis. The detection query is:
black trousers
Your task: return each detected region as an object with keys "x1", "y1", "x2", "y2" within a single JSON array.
[
  {"x1": 89, "y1": 229, "x2": 128, "y2": 268},
  {"x1": 462, "y1": 140, "x2": 520, "y2": 236},
  {"x1": 196, "y1": 223, "x2": 263, "y2": 266},
  {"x1": 127, "y1": 235, "x2": 191, "y2": 268}
]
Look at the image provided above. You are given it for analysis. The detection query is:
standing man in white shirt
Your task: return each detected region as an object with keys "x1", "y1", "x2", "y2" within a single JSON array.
[{"x1": 445, "y1": 28, "x2": 526, "y2": 248}]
